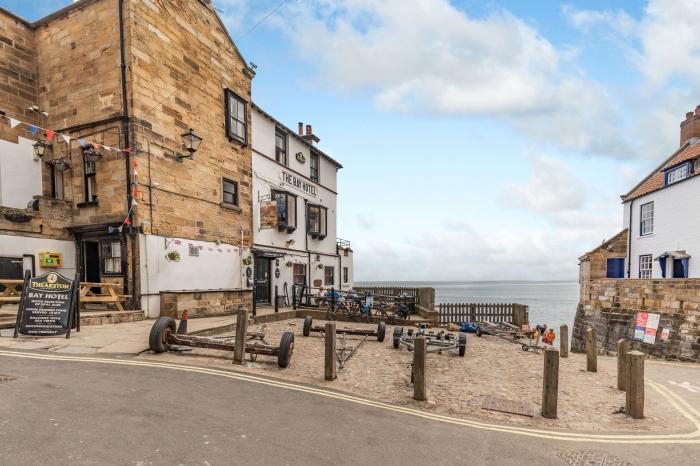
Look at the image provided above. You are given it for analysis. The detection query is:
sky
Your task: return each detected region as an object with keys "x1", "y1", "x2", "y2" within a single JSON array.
[{"x1": 5, "y1": 0, "x2": 700, "y2": 281}]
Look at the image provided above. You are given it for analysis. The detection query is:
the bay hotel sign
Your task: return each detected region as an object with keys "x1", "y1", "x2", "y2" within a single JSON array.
[{"x1": 280, "y1": 170, "x2": 317, "y2": 197}]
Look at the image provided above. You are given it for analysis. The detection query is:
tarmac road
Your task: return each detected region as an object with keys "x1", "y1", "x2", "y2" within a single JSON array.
[{"x1": 0, "y1": 350, "x2": 698, "y2": 465}]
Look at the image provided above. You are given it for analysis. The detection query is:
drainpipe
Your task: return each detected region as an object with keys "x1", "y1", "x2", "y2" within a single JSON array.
[
  {"x1": 627, "y1": 199, "x2": 633, "y2": 278},
  {"x1": 305, "y1": 199, "x2": 311, "y2": 295},
  {"x1": 118, "y1": 0, "x2": 136, "y2": 308}
]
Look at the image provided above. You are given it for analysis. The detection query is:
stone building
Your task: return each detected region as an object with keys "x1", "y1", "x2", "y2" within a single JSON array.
[
  {"x1": 574, "y1": 108, "x2": 700, "y2": 361},
  {"x1": 0, "y1": 0, "x2": 255, "y2": 317},
  {"x1": 250, "y1": 105, "x2": 354, "y2": 307}
]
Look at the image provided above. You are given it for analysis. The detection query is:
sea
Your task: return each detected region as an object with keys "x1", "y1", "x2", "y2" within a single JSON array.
[{"x1": 355, "y1": 280, "x2": 579, "y2": 337}]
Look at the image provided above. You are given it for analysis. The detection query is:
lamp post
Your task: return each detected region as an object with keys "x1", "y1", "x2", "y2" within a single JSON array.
[{"x1": 176, "y1": 128, "x2": 203, "y2": 162}]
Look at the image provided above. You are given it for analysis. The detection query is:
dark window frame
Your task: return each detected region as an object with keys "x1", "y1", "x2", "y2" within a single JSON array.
[
  {"x1": 310, "y1": 151, "x2": 320, "y2": 182},
  {"x1": 100, "y1": 239, "x2": 123, "y2": 276},
  {"x1": 324, "y1": 265, "x2": 335, "y2": 286},
  {"x1": 47, "y1": 162, "x2": 64, "y2": 199},
  {"x1": 664, "y1": 161, "x2": 690, "y2": 186},
  {"x1": 222, "y1": 178, "x2": 239, "y2": 207},
  {"x1": 307, "y1": 204, "x2": 328, "y2": 239},
  {"x1": 83, "y1": 151, "x2": 97, "y2": 203},
  {"x1": 272, "y1": 189, "x2": 297, "y2": 233},
  {"x1": 343, "y1": 266, "x2": 349, "y2": 284},
  {"x1": 224, "y1": 88, "x2": 248, "y2": 144},
  {"x1": 293, "y1": 264, "x2": 306, "y2": 286},
  {"x1": 275, "y1": 127, "x2": 288, "y2": 165}
]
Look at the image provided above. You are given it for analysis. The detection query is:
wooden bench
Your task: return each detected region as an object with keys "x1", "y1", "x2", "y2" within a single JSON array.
[
  {"x1": 79, "y1": 282, "x2": 131, "y2": 312},
  {"x1": 0, "y1": 279, "x2": 23, "y2": 304}
]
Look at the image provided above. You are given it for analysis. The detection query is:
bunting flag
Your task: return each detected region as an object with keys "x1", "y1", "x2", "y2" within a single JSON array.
[
  {"x1": 0, "y1": 113, "x2": 135, "y2": 153},
  {"x1": 124, "y1": 217, "x2": 132, "y2": 226}
]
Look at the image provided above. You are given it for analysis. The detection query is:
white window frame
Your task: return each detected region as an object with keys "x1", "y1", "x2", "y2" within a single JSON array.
[
  {"x1": 639, "y1": 254, "x2": 652, "y2": 279},
  {"x1": 666, "y1": 164, "x2": 688, "y2": 185},
  {"x1": 640, "y1": 202, "x2": 654, "y2": 236}
]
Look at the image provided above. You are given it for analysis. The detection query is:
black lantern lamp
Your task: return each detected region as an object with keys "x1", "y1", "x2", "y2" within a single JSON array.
[
  {"x1": 33, "y1": 140, "x2": 52, "y2": 158},
  {"x1": 176, "y1": 128, "x2": 202, "y2": 162}
]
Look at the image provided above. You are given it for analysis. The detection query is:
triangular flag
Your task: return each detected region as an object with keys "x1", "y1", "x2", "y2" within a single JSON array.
[
  {"x1": 131, "y1": 199, "x2": 138, "y2": 207},
  {"x1": 133, "y1": 170, "x2": 138, "y2": 177},
  {"x1": 123, "y1": 147, "x2": 132, "y2": 153},
  {"x1": 133, "y1": 159, "x2": 138, "y2": 167},
  {"x1": 29, "y1": 125, "x2": 38, "y2": 136},
  {"x1": 45, "y1": 130, "x2": 55, "y2": 140},
  {"x1": 78, "y1": 139, "x2": 86, "y2": 147},
  {"x1": 62, "y1": 134, "x2": 71, "y2": 144},
  {"x1": 9, "y1": 118, "x2": 20, "y2": 128},
  {"x1": 124, "y1": 217, "x2": 132, "y2": 226},
  {"x1": 93, "y1": 143, "x2": 101, "y2": 150},
  {"x1": 133, "y1": 188, "x2": 140, "y2": 197}
]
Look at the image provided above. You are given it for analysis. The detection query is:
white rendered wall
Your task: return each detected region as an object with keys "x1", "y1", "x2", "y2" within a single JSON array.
[
  {"x1": 626, "y1": 175, "x2": 700, "y2": 278},
  {"x1": 139, "y1": 234, "x2": 246, "y2": 317},
  {"x1": 0, "y1": 234, "x2": 76, "y2": 277},
  {"x1": 0, "y1": 137, "x2": 42, "y2": 209}
]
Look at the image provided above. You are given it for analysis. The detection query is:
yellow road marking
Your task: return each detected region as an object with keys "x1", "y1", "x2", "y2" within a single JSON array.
[{"x1": 1, "y1": 349, "x2": 698, "y2": 445}]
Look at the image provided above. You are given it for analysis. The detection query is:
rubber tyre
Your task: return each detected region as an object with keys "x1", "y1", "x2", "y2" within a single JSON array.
[
  {"x1": 149, "y1": 316, "x2": 176, "y2": 353},
  {"x1": 407, "y1": 328, "x2": 413, "y2": 336},
  {"x1": 278, "y1": 331, "x2": 295, "y2": 368},
  {"x1": 476, "y1": 326, "x2": 482, "y2": 337},
  {"x1": 393, "y1": 326, "x2": 403, "y2": 349},
  {"x1": 459, "y1": 333, "x2": 467, "y2": 357},
  {"x1": 377, "y1": 321, "x2": 386, "y2": 342},
  {"x1": 521, "y1": 344, "x2": 530, "y2": 352},
  {"x1": 303, "y1": 316, "x2": 313, "y2": 337}
]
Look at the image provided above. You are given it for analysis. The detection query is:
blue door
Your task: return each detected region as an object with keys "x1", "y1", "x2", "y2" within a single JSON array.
[{"x1": 606, "y1": 258, "x2": 625, "y2": 278}]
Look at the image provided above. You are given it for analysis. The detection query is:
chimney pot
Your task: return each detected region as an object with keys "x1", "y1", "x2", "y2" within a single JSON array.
[
  {"x1": 306, "y1": 124, "x2": 312, "y2": 136},
  {"x1": 695, "y1": 106, "x2": 700, "y2": 116},
  {"x1": 298, "y1": 122, "x2": 304, "y2": 136},
  {"x1": 687, "y1": 112, "x2": 695, "y2": 121}
]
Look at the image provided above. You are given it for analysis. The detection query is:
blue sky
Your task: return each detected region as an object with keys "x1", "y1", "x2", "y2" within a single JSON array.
[{"x1": 6, "y1": 0, "x2": 700, "y2": 281}]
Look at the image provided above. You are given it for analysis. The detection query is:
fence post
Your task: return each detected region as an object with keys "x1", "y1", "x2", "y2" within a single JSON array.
[
  {"x1": 413, "y1": 336, "x2": 427, "y2": 401},
  {"x1": 625, "y1": 350, "x2": 645, "y2": 419},
  {"x1": 292, "y1": 285, "x2": 297, "y2": 310},
  {"x1": 560, "y1": 324, "x2": 569, "y2": 358},
  {"x1": 470, "y1": 303, "x2": 476, "y2": 322},
  {"x1": 542, "y1": 347, "x2": 559, "y2": 419},
  {"x1": 586, "y1": 328, "x2": 597, "y2": 373},
  {"x1": 274, "y1": 285, "x2": 279, "y2": 313},
  {"x1": 617, "y1": 339, "x2": 630, "y2": 391},
  {"x1": 331, "y1": 287, "x2": 335, "y2": 311},
  {"x1": 233, "y1": 307, "x2": 249, "y2": 365},
  {"x1": 324, "y1": 322, "x2": 337, "y2": 381}
]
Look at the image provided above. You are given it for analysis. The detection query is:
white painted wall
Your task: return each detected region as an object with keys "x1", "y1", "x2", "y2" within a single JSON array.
[
  {"x1": 139, "y1": 234, "x2": 247, "y2": 317},
  {"x1": 0, "y1": 234, "x2": 76, "y2": 277},
  {"x1": 0, "y1": 136, "x2": 42, "y2": 209},
  {"x1": 625, "y1": 175, "x2": 700, "y2": 278}
]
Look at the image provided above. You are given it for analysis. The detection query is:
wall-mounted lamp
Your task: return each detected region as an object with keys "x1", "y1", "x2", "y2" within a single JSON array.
[
  {"x1": 176, "y1": 128, "x2": 203, "y2": 162},
  {"x1": 33, "y1": 140, "x2": 52, "y2": 158},
  {"x1": 82, "y1": 144, "x2": 103, "y2": 162}
]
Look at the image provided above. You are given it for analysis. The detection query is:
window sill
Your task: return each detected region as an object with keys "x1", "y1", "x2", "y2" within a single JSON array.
[
  {"x1": 638, "y1": 233, "x2": 655, "y2": 239},
  {"x1": 221, "y1": 202, "x2": 241, "y2": 212},
  {"x1": 77, "y1": 201, "x2": 99, "y2": 208}
]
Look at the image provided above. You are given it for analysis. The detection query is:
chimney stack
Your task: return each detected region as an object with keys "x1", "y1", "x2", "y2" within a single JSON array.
[
  {"x1": 298, "y1": 122, "x2": 303, "y2": 136},
  {"x1": 301, "y1": 122, "x2": 320, "y2": 145},
  {"x1": 679, "y1": 105, "x2": 700, "y2": 146}
]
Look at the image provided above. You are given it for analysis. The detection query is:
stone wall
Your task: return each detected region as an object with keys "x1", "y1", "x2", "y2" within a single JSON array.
[
  {"x1": 0, "y1": 9, "x2": 38, "y2": 127},
  {"x1": 572, "y1": 278, "x2": 700, "y2": 361},
  {"x1": 159, "y1": 289, "x2": 253, "y2": 318}
]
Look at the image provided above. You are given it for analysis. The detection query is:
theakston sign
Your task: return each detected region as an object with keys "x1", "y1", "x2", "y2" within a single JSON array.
[
  {"x1": 280, "y1": 171, "x2": 317, "y2": 197},
  {"x1": 17, "y1": 272, "x2": 77, "y2": 337}
]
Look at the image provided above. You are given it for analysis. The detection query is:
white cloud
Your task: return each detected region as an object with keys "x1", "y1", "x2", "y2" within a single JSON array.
[{"x1": 508, "y1": 156, "x2": 585, "y2": 213}]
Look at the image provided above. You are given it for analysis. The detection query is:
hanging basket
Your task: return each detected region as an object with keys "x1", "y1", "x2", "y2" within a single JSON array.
[
  {"x1": 3, "y1": 210, "x2": 32, "y2": 223},
  {"x1": 52, "y1": 158, "x2": 72, "y2": 171},
  {"x1": 242, "y1": 256, "x2": 253, "y2": 266},
  {"x1": 285, "y1": 261, "x2": 293, "y2": 268},
  {"x1": 165, "y1": 250, "x2": 181, "y2": 262},
  {"x1": 317, "y1": 263, "x2": 324, "y2": 270}
]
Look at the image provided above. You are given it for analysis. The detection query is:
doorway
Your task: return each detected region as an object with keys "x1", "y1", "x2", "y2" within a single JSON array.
[
  {"x1": 83, "y1": 241, "x2": 101, "y2": 284},
  {"x1": 254, "y1": 256, "x2": 271, "y2": 304}
]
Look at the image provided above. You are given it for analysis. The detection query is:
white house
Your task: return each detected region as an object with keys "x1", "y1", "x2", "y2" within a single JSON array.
[
  {"x1": 251, "y1": 104, "x2": 354, "y2": 306},
  {"x1": 618, "y1": 106, "x2": 700, "y2": 279}
]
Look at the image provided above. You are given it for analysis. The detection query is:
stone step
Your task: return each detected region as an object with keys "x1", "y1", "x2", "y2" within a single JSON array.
[{"x1": 0, "y1": 310, "x2": 146, "y2": 329}]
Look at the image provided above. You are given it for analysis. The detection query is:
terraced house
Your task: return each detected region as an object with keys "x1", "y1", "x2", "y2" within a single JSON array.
[{"x1": 0, "y1": 0, "x2": 255, "y2": 319}]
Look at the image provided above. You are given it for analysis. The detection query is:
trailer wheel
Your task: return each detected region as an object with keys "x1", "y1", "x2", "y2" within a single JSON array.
[
  {"x1": 393, "y1": 326, "x2": 403, "y2": 348},
  {"x1": 458, "y1": 333, "x2": 467, "y2": 357},
  {"x1": 303, "y1": 316, "x2": 313, "y2": 337},
  {"x1": 476, "y1": 326, "x2": 482, "y2": 337},
  {"x1": 149, "y1": 317, "x2": 176, "y2": 353},
  {"x1": 377, "y1": 321, "x2": 386, "y2": 342},
  {"x1": 521, "y1": 344, "x2": 530, "y2": 352},
  {"x1": 278, "y1": 332, "x2": 295, "y2": 368}
]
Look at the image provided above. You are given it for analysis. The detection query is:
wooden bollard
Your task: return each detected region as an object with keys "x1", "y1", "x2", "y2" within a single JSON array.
[
  {"x1": 413, "y1": 336, "x2": 427, "y2": 401},
  {"x1": 617, "y1": 339, "x2": 630, "y2": 391},
  {"x1": 324, "y1": 322, "x2": 337, "y2": 381},
  {"x1": 586, "y1": 328, "x2": 597, "y2": 373},
  {"x1": 626, "y1": 350, "x2": 645, "y2": 419},
  {"x1": 233, "y1": 307, "x2": 249, "y2": 365},
  {"x1": 560, "y1": 324, "x2": 569, "y2": 358},
  {"x1": 542, "y1": 347, "x2": 559, "y2": 419}
]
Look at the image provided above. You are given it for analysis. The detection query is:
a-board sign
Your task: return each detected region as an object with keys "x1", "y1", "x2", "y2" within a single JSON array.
[{"x1": 15, "y1": 271, "x2": 79, "y2": 338}]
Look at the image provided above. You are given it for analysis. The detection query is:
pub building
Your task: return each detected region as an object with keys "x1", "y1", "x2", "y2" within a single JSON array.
[{"x1": 251, "y1": 104, "x2": 354, "y2": 306}]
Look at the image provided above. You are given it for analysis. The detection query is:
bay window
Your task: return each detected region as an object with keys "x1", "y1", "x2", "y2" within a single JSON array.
[
  {"x1": 273, "y1": 190, "x2": 297, "y2": 232},
  {"x1": 307, "y1": 204, "x2": 327, "y2": 239}
]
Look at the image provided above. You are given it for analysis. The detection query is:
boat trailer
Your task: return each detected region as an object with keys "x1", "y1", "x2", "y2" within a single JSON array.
[{"x1": 393, "y1": 324, "x2": 466, "y2": 356}]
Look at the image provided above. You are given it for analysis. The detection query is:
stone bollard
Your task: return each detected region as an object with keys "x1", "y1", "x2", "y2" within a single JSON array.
[
  {"x1": 617, "y1": 339, "x2": 630, "y2": 391},
  {"x1": 233, "y1": 307, "x2": 249, "y2": 365},
  {"x1": 542, "y1": 347, "x2": 560, "y2": 419},
  {"x1": 324, "y1": 322, "x2": 337, "y2": 381},
  {"x1": 586, "y1": 328, "x2": 597, "y2": 373},
  {"x1": 560, "y1": 324, "x2": 569, "y2": 358},
  {"x1": 413, "y1": 336, "x2": 427, "y2": 401},
  {"x1": 626, "y1": 350, "x2": 645, "y2": 419}
]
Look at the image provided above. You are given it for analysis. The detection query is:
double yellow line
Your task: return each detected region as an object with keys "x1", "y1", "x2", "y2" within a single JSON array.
[{"x1": 1, "y1": 349, "x2": 698, "y2": 444}]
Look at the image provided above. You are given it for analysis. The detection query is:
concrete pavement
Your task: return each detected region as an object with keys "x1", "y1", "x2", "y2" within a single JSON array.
[{"x1": 0, "y1": 349, "x2": 698, "y2": 465}]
